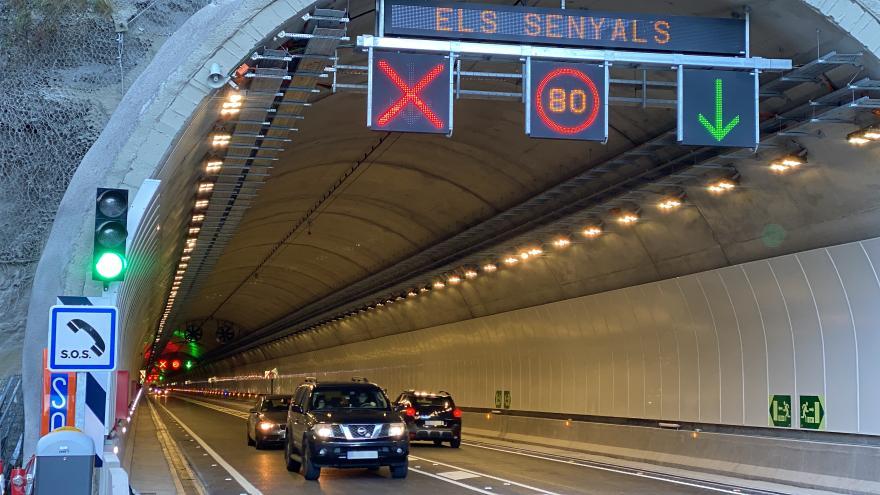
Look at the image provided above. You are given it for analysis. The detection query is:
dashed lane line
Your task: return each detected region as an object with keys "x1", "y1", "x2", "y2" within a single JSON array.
[
  {"x1": 461, "y1": 441, "x2": 780, "y2": 495},
  {"x1": 408, "y1": 467, "x2": 498, "y2": 494},
  {"x1": 155, "y1": 400, "x2": 264, "y2": 495},
  {"x1": 174, "y1": 396, "x2": 250, "y2": 419},
  {"x1": 409, "y1": 455, "x2": 564, "y2": 495},
  {"x1": 146, "y1": 399, "x2": 193, "y2": 495}
]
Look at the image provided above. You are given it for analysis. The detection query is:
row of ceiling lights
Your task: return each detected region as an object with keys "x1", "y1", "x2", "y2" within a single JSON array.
[
  {"x1": 153, "y1": 90, "x2": 246, "y2": 351},
  {"x1": 285, "y1": 125, "x2": 877, "y2": 337},
  {"x1": 291, "y1": 152, "x2": 819, "y2": 334}
]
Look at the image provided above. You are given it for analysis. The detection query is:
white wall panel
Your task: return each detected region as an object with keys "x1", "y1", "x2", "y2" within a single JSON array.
[{"x1": 204, "y1": 237, "x2": 880, "y2": 435}]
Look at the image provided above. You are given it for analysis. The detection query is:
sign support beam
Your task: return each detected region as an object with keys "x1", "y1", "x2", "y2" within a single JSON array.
[{"x1": 358, "y1": 35, "x2": 792, "y2": 71}]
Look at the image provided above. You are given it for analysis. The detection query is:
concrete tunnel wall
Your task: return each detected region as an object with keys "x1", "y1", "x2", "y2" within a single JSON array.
[
  {"x1": 21, "y1": 0, "x2": 880, "y2": 461},
  {"x1": 196, "y1": 235, "x2": 880, "y2": 436}
]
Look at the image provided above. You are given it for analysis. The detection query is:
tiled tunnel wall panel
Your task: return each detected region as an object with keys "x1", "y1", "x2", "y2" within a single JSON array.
[{"x1": 201, "y1": 236, "x2": 880, "y2": 435}]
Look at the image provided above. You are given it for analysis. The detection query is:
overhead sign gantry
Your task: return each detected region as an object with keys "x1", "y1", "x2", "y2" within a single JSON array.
[{"x1": 362, "y1": 0, "x2": 792, "y2": 148}]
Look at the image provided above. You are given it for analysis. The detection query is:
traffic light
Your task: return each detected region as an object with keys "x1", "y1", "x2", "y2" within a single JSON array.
[
  {"x1": 93, "y1": 188, "x2": 129, "y2": 282},
  {"x1": 185, "y1": 360, "x2": 194, "y2": 370},
  {"x1": 171, "y1": 359, "x2": 181, "y2": 370}
]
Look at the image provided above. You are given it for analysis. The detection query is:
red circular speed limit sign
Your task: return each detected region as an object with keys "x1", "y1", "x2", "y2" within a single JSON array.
[{"x1": 529, "y1": 62, "x2": 606, "y2": 141}]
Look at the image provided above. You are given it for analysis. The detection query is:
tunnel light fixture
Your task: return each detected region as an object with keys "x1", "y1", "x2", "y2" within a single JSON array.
[
  {"x1": 433, "y1": 280, "x2": 445, "y2": 289},
  {"x1": 483, "y1": 263, "x2": 497, "y2": 273},
  {"x1": 552, "y1": 237, "x2": 571, "y2": 248},
  {"x1": 188, "y1": 227, "x2": 200, "y2": 235},
  {"x1": 183, "y1": 246, "x2": 194, "y2": 254},
  {"x1": 198, "y1": 182, "x2": 214, "y2": 194},
  {"x1": 447, "y1": 275, "x2": 461, "y2": 285},
  {"x1": 658, "y1": 198, "x2": 682, "y2": 210},
  {"x1": 194, "y1": 199, "x2": 209, "y2": 209},
  {"x1": 582, "y1": 224, "x2": 603, "y2": 238},
  {"x1": 211, "y1": 133, "x2": 231, "y2": 147},
  {"x1": 205, "y1": 160, "x2": 223, "y2": 173},
  {"x1": 191, "y1": 214, "x2": 205, "y2": 223},
  {"x1": 707, "y1": 178, "x2": 737, "y2": 194},
  {"x1": 504, "y1": 256, "x2": 519, "y2": 265},
  {"x1": 376, "y1": 302, "x2": 384, "y2": 307},
  {"x1": 407, "y1": 290, "x2": 418, "y2": 297},
  {"x1": 419, "y1": 287, "x2": 430, "y2": 293},
  {"x1": 464, "y1": 269, "x2": 478, "y2": 279},
  {"x1": 527, "y1": 247, "x2": 543, "y2": 256},
  {"x1": 769, "y1": 154, "x2": 806, "y2": 174},
  {"x1": 178, "y1": 263, "x2": 188, "y2": 269},
  {"x1": 613, "y1": 207, "x2": 639, "y2": 225},
  {"x1": 221, "y1": 93, "x2": 243, "y2": 116},
  {"x1": 847, "y1": 126, "x2": 880, "y2": 145}
]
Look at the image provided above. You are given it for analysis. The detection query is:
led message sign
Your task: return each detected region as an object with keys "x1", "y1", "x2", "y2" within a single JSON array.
[
  {"x1": 384, "y1": 0, "x2": 746, "y2": 56},
  {"x1": 369, "y1": 50, "x2": 452, "y2": 134},
  {"x1": 527, "y1": 61, "x2": 607, "y2": 141},
  {"x1": 679, "y1": 69, "x2": 757, "y2": 148}
]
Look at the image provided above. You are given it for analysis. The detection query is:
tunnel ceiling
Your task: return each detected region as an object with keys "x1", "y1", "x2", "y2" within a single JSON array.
[{"x1": 149, "y1": 0, "x2": 880, "y2": 365}]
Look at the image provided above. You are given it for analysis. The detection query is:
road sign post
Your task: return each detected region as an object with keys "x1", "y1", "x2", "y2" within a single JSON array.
[
  {"x1": 679, "y1": 69, "x2": 758, "y2": 147},
  {"x1": 769, "y1": 394, "x2": 792, "y2": 427},
  {"x1": 799, "y1": 395, "x2": 825, "y2": 430}
]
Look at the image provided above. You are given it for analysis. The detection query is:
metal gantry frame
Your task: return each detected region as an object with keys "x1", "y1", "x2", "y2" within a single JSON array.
[{"x1": 202, "y1": 49, "x2": 874, "y2": 362}]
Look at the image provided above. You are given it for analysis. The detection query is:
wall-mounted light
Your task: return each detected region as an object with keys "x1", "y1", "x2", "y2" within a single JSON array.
[
  {"x1": 504, "y1": 256, "x2": 519, "y2": 265},
  {"x1": 847, "y1": 125, "x2": 880, "y2": 145},
  {"x1": 483, "y1": 263, "x2": 498, "y2": 272},
  {"x1": 221, "y1": 93, "x2": 243, "y2": 116},
  {"x1": 205, "y1": 160, "x2": 223, "y2": 173},
  {"x1": 707, "y1": 178, "x2": 737, "y2": 194},
  {"x1": 419, "y1": 287, "x2": 429, "y2": 293},
  {"x1": 447, "y1": 275, "x2": 461, "y2": 285},
  {"x1": 198, "y1": 183, "x2": 214, "y2": 194},
  {"x1": 433, "y1": 280, "x2": 446, "y2": 289},
  {"x1": 194, "y1": 199, "x2": 209, "y2": 209},
  {"x1": 211, "y1": 133, "x2": 231, "y2": 147},
  {"x1": 552, "y1": 237, "x2": 571, "y2": 248},
  {"x1": 612, "y1": 207, "x2": 640, "y2": 225},
  {"x1": 769, "y1": 153, "x2": 806, "y2": 174},
  {"x1": 464, "y1": 269, "x2": 478, "y2": 279}
]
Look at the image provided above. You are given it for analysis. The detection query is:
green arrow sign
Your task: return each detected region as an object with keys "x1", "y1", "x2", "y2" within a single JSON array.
[
  {"x1": 769, "y1": 394, "x2": 792, "y2": 427},
  {"x1": 698, "y1": 78, "x2": 741, "y2": 141},
  {"x1": 799, "y1": 395, "x2": 825, "y2": 430}
]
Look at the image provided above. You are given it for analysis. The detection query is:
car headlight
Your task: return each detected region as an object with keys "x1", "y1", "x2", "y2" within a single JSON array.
[
  {"x1": 388, "y1": 422, "x2": 406, "y2": 437},
  {"x1": 259, "y1": 421, "x2": 276, "y2": 432},
  {"x1": 313, "y1": 423, "x2": 333, "y2": 438}
]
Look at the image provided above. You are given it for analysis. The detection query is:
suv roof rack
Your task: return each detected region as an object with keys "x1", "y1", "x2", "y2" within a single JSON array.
[{"x1": 351, "y1": 376, "x2": 369, "y2": 383}]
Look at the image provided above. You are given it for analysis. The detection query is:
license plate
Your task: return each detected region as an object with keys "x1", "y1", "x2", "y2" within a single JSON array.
[
  {"x1": 424, "y1": 420, "x2": 444, "y2": 427},
  {"x1": 347, "y1": 451, "x2": 378, "y2": 460}
]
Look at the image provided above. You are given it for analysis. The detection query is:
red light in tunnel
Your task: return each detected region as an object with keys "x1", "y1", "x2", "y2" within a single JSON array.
[
  {"x1": 404, "y1": 407, "x2": 416, "y2": 417},
  {"x1": 375, "y1": 60, "x2": 446, "y2": 130},
  {"x1": 453, "y1": 408, "x2": 462, "y2": 418},
  {"x1": 171, "y1": 359, "x2": 181, "y2": 370}
]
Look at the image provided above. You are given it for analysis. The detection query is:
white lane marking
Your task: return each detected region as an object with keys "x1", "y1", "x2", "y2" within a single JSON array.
[
  {"x1": 439, "y1": 470, "x2": 481, "y2": 480},
  {"x1": 461, "y1": 442, "x2": 754, "y2": 495},
  {"x1": 155, "y1": 401, "x2": 264, "y2": 495},
  {"x1": 409, "y1": 467, "x2": 497, "y2": 494},
  {"x1": 176, "y1": 396, "x2": 249, "y2": 419},
  {"x1": 410, "y1": 455, "x2": 563, "y2": 495}
]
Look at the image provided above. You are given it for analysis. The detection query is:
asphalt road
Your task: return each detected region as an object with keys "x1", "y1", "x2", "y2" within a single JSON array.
[{"x1": 149, "y1": 393, "x2": 724, "y2": 495}]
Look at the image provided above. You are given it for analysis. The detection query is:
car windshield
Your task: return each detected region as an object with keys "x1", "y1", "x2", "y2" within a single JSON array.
[
  {"x1": 411, "y1": 396, "x2": 453, "y2": 408},
  {"x1": 261, "y1": 397, "x2": 291, "y2": 412},
  {"x1": 311, "y1": 387, "x2": 388, "y2": 410}
]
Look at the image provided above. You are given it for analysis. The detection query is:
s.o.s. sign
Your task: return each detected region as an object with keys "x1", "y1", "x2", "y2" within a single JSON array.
[
  {"x1": 528, "y1": 60, "x2": 607, "y2": 141},
  {"x1": 48, "y1": 305, "x2": 118, "y2": 372}
]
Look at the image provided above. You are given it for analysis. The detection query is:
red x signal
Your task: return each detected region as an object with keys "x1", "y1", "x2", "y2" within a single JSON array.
[
  {"x1": 376, "y1": 59, "x2": 446, "y2": 129},
  {"x1": 157, "y1": 359, "x2": 167, "y2": 369}
]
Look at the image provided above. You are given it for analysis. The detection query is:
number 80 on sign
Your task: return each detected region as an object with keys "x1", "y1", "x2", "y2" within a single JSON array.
[{"x1": 526, "y1": 60, "x2": 609, "y2": 141}]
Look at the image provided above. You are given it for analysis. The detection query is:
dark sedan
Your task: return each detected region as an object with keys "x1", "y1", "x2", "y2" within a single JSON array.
[{"x1": 247, "y1": 395, "x2": 292, "y2": 449}]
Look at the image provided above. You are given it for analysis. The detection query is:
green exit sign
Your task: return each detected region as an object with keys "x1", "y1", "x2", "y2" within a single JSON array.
[
  {"x1": 769, "y1": 395, "x2": 792, "y2": 427},
  {"x1": 799, "y1": 395, "x2": 825, "y2": 430},
  {"x1": 679, "y1": 69, "x2": 758, "y2": 148}
]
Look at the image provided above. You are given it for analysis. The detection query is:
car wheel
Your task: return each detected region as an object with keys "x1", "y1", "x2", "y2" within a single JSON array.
[
  {"x1": 254, "y1": 432, "x2": 266, "y2": 450},
  {"x1": 450, "y1": 438, "x2": 461, "y2": 449},
  {"x1": 247, "y1": 428, "x2": 255, "y2": 446},
  {"x1": 391, "y1": 460, "x2": 408, "y2": 479},
  {"x1": 302, "y1": 440, "x2": 321, "y2": 480},
  {"x1": 284, "y1": 440, "x2": 301, "y2": 472}
]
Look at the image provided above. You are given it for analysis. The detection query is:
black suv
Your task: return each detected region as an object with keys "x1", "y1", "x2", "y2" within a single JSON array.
[
  {"x1": 284, "y1": 378, "x2": 409, "y2": 480},
  {"x1": 394, "y1": 390, "x2": 461, "y2": 448}
]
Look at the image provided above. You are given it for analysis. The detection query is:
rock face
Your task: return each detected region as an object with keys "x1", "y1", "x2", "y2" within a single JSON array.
[{"x1": 0, "y1": 0, "x2": 209, "y2": 378}]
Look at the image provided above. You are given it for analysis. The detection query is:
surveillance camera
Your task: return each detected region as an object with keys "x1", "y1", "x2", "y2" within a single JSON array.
[{"x1": 207, "y1": 62, "x2": 226, "y2": 88}]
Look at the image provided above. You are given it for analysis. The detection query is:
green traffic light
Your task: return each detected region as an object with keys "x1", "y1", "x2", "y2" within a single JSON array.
[
  {"x1": 185, "y1": 360, "x2": 193, "y2": 370},
  {"x1": 95, "y1": 252, "x2": 126, "y2": 279}
]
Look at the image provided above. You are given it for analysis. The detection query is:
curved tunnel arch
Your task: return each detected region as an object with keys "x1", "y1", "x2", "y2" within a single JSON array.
[{"x1": 20, "y1": 0, "x2": 880, "y2": 466}]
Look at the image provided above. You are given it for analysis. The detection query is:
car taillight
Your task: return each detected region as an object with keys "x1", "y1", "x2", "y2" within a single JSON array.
[
  {"x1": 453, "y1": 408, "x2": 462, "y2": 418},
  {"x1": 405, "y1": 407, "x2": 416, "y2": 417}
]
